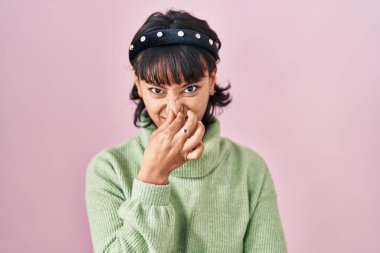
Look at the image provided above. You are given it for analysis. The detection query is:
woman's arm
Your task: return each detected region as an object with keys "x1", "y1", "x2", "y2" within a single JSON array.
[
  {"x1": 243, "y1": 161, "x2": 288, "y2": 252},
  {"x1": 85, "y1": 151, "x2": 175, "y2": 253}
]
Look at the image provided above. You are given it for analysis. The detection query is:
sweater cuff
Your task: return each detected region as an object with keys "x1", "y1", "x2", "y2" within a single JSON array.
[{"x1": 131, "y1": 177, "x2": 171, "y2": 206}]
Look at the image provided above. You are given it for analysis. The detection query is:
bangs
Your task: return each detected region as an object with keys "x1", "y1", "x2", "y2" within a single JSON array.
[{"x1": 133, "y1": 45, "x2": 210, "y2": 86}]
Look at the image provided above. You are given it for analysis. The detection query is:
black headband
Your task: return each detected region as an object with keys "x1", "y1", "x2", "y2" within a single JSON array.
[{"x1": 129, "y1": 28, "x2": 219, "y2": 64}]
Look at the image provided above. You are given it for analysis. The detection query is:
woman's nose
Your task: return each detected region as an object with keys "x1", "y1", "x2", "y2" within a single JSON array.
[{"x1": 166, "y1": 98, "x2": 184, "y2": 117}]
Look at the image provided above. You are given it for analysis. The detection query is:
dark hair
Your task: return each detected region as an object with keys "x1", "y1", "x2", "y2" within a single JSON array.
[{"x1": 129, "y1": 8, "x2": 232, "y2": 129}]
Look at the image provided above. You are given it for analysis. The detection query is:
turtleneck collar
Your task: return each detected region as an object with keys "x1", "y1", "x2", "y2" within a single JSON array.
[{"x1": 137, "y1": 110, "x2": 223, "y2": 178}]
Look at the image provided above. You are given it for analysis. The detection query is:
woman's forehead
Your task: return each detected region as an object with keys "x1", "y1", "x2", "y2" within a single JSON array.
[
  {"x1": 140, "y1": 70, "x2": 208, "y2": 86},
  {"x1": 142, "y1": 75, "x2": 208, "y2": 87},
  {"x1": 134, "y1": 51, "x2": 210, "y2": 86}
]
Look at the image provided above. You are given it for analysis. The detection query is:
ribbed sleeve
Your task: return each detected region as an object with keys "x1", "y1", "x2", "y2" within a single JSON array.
[
  {"x1": 243, "y1": 159, "x2": 288, "y2": 252},
  {"x1": 85, "y1": 151, "x2": 175, "y2": 253}
]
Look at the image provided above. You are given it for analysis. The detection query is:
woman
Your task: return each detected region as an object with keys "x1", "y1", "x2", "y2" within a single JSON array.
[{"x1": 85, "y1": 9, "x2": 287, "y2": 253}]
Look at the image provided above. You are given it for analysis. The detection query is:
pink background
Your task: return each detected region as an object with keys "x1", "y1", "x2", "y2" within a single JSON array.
[{"x1": 1, "y1": 1, "x2": 379, "y2": 252}]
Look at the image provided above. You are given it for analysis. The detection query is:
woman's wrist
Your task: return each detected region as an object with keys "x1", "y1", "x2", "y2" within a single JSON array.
[{"x1": 137, "y1": 168, "x2": 169, "y2": 185}]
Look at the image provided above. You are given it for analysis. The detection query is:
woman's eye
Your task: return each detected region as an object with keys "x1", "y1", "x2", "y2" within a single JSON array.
[
  {"x1": 148, "y1": 85, "x2": 198, "y2": 95},
  {"x1": 148, "y1": 87, "x2": 163, "y2": 95},
  {"x1": 184, "y1": 85, "x2": 199, "y2": 93}
]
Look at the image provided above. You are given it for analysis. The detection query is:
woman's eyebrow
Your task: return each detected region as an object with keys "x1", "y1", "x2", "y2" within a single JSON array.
[
  {"x1": 146, "y1": 80, "x2": 203, "y2": 87},
  {"x1": 181, "y1": 81, "x2": 200, "y2": 86}
]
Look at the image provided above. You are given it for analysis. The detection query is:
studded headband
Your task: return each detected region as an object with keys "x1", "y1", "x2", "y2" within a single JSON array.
[{"x1": 129, "y1": 28, "x2": 219, "y2": 64}]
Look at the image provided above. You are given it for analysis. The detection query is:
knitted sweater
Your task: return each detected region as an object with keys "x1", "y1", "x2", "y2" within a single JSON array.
[{"x1": 85, "y1": 111, "x2": 288, "y2": 253}]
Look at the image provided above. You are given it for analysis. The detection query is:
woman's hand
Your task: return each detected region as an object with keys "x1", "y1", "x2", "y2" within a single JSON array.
[{"x1": 137, "y1": 109, "x2": 206, "y2": 185}]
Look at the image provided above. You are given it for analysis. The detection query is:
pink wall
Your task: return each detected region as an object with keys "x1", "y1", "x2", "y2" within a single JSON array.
[{"x1": 1, "y1": 1, "x2": 379, "y2": 252}]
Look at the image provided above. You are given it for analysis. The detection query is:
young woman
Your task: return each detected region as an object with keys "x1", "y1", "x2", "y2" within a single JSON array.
[{"x1": 85, "y1": 9, "x2": 287, "y2": 253}]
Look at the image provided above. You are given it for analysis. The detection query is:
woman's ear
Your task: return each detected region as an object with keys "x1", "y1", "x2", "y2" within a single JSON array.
[
  {"x1": 132, "y1": 69, "x2": 143, "y2": 98},
  {"x1": 209, "y1": 68, "x2": 217, "y2": 95}
]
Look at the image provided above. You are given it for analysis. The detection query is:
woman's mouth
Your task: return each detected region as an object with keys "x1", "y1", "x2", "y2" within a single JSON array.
[{"x1": 161, "y1": 116, "x2": 188, "y2": 120}]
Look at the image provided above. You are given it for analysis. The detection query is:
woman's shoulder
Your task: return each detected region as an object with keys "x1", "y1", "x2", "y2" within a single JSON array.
[
  {"x1": 86, "y1": 134, "x2": 142, "y2": 174},
  {"x1": 220, "y1": 137, "x2": 276, "y2": 199},
  {"x1": 90, "y1": 133, "x2": 140, "y2": 155},
  {"x1": 220, "y1": 136, "x2": 271, "y2": 177},
  {"x1": 221, "y1": 137, "x2": 267, "y2": 163}
]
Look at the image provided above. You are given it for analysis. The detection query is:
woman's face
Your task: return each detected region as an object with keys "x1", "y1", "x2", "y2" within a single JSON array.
[{"x1": 133, "y1": 69, "x2": 216, "y2": 128}]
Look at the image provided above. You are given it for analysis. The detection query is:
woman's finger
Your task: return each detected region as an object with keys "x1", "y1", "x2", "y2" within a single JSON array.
[
  {"x1": 182, "y1": 121, "x2": 205, "y2": 152},
  {"x1": 167, "y1": 111, "x2": 186, "y2": 134},
  {"x1": 186, "y1": 142, "x2": 204, "y2": 160},
  {"x1": 158, "y1": 110, "x2": 174, "y2": 129},
  {"x1": 153, "y1": 110, "x2": 175, "y2": 136},
  {"x1": 173, "y1": 110, "x2": 198, "y2": 145}
]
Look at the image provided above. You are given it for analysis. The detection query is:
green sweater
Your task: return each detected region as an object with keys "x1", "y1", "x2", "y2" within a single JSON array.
[{"x1": 85, "y1": 111, "x2": 287, "y2": 253}]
